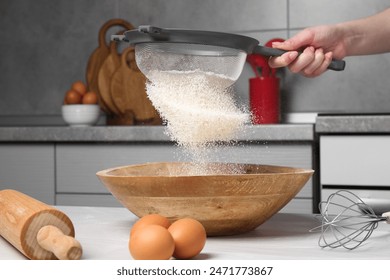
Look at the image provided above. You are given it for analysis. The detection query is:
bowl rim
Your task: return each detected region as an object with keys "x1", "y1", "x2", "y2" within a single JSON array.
[
  {"x1": 62, "y1": 104, "x2": 100, "y2": 108},
  {"x1": 96, "y1": 161, "x2": 315, "y2": 178}
]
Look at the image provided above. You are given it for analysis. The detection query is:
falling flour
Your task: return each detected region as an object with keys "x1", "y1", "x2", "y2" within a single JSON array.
[{"x1": 146, "y1": 70, "x2": 250, "y2": 175}]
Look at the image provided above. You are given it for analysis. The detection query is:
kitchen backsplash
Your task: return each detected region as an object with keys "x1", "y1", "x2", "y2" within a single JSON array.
[{"x1": 1, "y1": 0, "x2": 390, "y2": 124}]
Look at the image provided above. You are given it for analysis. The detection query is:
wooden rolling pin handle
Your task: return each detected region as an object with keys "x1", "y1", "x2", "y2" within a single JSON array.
[{"x1": 36, "y1": 225, "x2": 82, "y2": 260}]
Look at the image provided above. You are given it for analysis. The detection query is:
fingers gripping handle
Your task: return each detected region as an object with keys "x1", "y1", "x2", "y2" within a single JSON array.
[
  {"x1": 254, "y1": 45, "x2": 346, "y2": 71},
  {"x1": 36, "y1": 225, "x2": 83, "y2": 260}
]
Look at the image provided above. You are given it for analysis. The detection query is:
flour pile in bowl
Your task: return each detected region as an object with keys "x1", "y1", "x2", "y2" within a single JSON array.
[{"x1": 146, "y1": 70, "x2": 250, "y2": 175}]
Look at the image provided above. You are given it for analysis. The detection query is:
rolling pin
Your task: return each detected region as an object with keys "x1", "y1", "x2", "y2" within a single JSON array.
[{"x1": 0, "y1": 189, "x2": 82, "y2": 260}]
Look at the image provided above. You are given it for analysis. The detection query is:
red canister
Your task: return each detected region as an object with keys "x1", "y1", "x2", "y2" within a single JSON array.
[
  {"x1": 247, "y1": 38, "x2": 283, "y2": 125},
  {"x1": 249, "y1": 76, "x2": 280, "y2": 124}
]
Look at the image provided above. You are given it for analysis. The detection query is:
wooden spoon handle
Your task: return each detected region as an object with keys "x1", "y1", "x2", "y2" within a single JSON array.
[{"x1": 36, "y1": 225, "x2": 82, "y2": 260}]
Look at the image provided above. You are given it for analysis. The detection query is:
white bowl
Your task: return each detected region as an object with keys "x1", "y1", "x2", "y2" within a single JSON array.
[{"x1": 62, "y1": 104, "x2": 100, "y2": 127}]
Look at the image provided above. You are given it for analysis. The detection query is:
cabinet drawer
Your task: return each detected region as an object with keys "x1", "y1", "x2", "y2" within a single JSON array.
[
  {"x1": 321, "y1": 188, "x2": 390, "y2": 215},
  {"x1": 0, "y1": 144, "x2": 55, "y2": 204},
  {"x1": 218, "y1": 143, "x2": 313, "y2": 198},
  {"x1": 320, "y1": 136, "x2": 390, "y2": 186},
  {"x1": 56, "y1": 194, "x2": 120, "y2": 207},
  {"x1": 56, "y1": 143, "x2": 313, "y2": 197},
  {"x1": 56, "y1": 143, "x2": 177, "y2": 194},
  {"x1": 279, "y1": 198, "x2": 313, "y2": 214}
]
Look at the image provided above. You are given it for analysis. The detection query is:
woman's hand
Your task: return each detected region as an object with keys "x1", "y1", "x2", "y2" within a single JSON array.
[{"x1": 268, "y1": 25, "x2": 347, "y2": 77}]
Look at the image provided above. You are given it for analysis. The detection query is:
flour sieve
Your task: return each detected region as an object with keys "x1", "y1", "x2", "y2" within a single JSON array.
[{"x1": 112, "y1": 25, "x2": 346, "y2": 86}]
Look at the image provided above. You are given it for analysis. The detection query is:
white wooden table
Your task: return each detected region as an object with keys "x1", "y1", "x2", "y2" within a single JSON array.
[{"x1": 1, "y1": 206, "x2": 389, "y2": 260}]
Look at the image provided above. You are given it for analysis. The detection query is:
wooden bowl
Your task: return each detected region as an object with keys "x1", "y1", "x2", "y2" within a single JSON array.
[{"x1": 96, "y1": 162, "x2": 314, "y2": 236}]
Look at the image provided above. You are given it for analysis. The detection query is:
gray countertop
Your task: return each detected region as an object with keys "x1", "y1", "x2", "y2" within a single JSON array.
[
  {"x1": 316, "y1": 114, "x2": 390, "y2": 134},
  {"x1": 0, "y1": 124, "x2": 314, "y2": 142},
  {"x1": 2, "y1": 113, "x2": 389, "y2": 143}
]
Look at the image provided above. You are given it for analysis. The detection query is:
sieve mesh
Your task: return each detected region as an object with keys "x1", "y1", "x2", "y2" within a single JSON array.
[{"x1": 135, "y1": 42, "x2": 247, "y2": 86}]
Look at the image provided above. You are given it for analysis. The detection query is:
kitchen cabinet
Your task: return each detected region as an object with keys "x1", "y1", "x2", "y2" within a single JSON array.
[
  {"x1": 55, "y1": 142, "x2": 314, "y2": 214},
  {"x1": 321, "y1": 135, "x2": 390, "y2": 186},
  {"x1": 320, "y1": 135, "x2": 390, "y2": 211},
  {"x1": 0, "y1": 125, "x2": 315, "y2": 213},
  {"x1": 55, "y1": 143, "x2": 177, "y2": 204},
  {"x1": 0, "y1": 144, "x2": 55, "y2": 204}
]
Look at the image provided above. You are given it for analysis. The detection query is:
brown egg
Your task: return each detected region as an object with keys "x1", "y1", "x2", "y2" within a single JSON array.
[
  {"x1": 82, "y1": 91, "x2": 98, "y2": 104},
  {"x1": 168, "y1": 218, "x2": 207, "y2": 259},
  {"x1": 65, "y1": 89, "x2": 82, "y2": 104},
  {"x1": 71, "y1": 81, "x2": 87, "y2": 96},
  {"x1": 129, "y1": 225, "x2": 175, "y2": 260},
  {"x1": 130, "y1": 214, "x2": 171, "y2": 237}
]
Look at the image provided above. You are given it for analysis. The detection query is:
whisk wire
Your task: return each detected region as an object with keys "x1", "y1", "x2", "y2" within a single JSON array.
[
  {"x1": 313, "y1": 190, "x2": 388, "y2": 250},
  {"x1": 319, "y1": 218, "x2": 378, "y2": 249}
]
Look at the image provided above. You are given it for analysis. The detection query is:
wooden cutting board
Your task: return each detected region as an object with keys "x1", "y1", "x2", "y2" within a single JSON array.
[
  {"x1": 110, "y1": 48, "x2": 161, "y2": 125},
  {"x1": 86, "y1": 19, "x2": 134, "y2": 113},
  {"x1": 97, "y1": 32, "x2": 122, "y2": 115}
]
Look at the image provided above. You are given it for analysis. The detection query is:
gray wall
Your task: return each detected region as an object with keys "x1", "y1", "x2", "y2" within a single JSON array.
[{"x1": 1, "y1": 0, "x2": 390, "y2": 124}]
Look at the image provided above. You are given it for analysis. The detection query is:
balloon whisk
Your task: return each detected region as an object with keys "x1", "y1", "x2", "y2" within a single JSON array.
[{"x1": 311, "y1": 190, "x2": 390, "y2": 250}]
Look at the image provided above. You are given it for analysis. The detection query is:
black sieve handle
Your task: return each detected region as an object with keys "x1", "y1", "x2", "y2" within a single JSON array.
[
  {"x1": 254, "y1": 45, "x2": 346, "y2": 71},
  {"x1": 111, "y1": 26, "x2": 167, "y2": 42}
]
